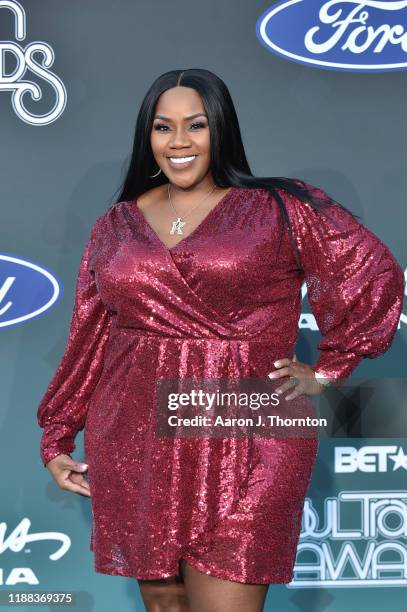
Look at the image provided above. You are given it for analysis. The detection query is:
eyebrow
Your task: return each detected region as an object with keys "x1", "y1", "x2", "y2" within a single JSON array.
[{"x1": 153, "y1": 113, "x2": 207, "y2": 121}]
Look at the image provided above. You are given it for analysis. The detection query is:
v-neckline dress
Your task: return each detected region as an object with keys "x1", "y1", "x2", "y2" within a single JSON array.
[
  {"x1": 37, "y1": 184, "x2": 404, "y2": 584},
  {"x1": 132, "y1": 185, "x2": 235, "y2": 253}
]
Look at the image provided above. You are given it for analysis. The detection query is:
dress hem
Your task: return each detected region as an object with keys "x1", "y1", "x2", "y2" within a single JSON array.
[{"x1": 94, "y1": 554, "x2": 293, "y2": 585}]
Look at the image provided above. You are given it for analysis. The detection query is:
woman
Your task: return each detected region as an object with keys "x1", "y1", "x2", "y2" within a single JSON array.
[{"x1": 37, "y1": 68, "x2": 404, "y2": 611}]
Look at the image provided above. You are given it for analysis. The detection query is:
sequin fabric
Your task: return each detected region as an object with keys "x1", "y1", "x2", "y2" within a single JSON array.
[{"x1": 37, "y1": 185, "x2": 404, "y2": 584}]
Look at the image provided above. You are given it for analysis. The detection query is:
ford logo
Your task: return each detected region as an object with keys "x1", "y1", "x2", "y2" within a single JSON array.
[
  {"x1": 256, "y1": 0, "x2": 407, "y2": 72},
  {"x1": 0, "y1": 254, "x2": 61, "y2": 328}
]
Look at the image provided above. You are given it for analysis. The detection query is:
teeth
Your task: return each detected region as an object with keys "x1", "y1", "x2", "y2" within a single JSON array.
[{"x1": 169, "y1": 155, "x2": 196, "y2": 164}]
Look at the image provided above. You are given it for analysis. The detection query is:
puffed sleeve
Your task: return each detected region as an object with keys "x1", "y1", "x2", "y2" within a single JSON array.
[
  {"x1": 284, "y1": 182, "x2": 404, "y2": 382},
  {"x1": 37, "y1": 217, "x2": 113, "y2": 466}
]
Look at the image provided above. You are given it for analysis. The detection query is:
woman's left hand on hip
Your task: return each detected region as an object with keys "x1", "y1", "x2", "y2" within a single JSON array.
[{"x1": 267, "y1": 354, "x2": 325, "y2": 400}]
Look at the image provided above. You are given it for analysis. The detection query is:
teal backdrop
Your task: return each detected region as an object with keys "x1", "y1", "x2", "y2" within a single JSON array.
[{"x1": 0, "y1": 1, "x2": 406, "y2": 610}]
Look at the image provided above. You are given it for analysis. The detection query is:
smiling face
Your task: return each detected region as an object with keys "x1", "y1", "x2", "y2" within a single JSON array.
[{"x1": 150, "y1": 86, "x2": 212, "y2": 190}]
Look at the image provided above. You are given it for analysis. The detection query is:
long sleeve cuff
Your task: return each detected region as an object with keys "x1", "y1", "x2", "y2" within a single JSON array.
[
  {"x1": 310, "y1": 349, "x2": 363, "y2": 385},
  {"x1": 40, "y1": 424, "x2": 75, "y2": 467}
]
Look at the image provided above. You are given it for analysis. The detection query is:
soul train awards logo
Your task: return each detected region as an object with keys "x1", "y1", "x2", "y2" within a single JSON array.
[
  {"x1": 0, "y1": 0, "x2": 67, "y2": 124},
  {"x1": 0, "y1": 518, "x2": 70, "y2": 584},
  {"x1": 256, "y1": 0, "x2": 407, "y2": 72},
  {"x1": 290, "y1": 491, "x2": 407, "y2": 587}
]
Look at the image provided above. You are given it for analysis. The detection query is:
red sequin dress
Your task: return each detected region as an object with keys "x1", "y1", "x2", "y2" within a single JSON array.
[{"x1": 37, "y1": 184, "x2": 404, "y2": 584}]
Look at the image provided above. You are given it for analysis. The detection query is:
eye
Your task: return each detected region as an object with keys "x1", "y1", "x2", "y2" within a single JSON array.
[
  {"x1": 190, "y1": 122, "x2": 207, "y2": 129},
  {"x1": 153, "y1": 121, "x2": 208, "y2": 132},
  {"x1": 153, "y1": 123, "x2": 169, "y2": 131}
]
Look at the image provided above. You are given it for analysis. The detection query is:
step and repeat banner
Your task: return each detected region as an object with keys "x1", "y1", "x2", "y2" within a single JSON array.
[{"x1": 1, "y1": 1, "x2": 406, "y2": 611}]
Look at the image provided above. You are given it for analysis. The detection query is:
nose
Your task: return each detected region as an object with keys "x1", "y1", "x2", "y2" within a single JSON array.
[{"x1": 168, "y1": 126, "x2": 191, "y2": 148}]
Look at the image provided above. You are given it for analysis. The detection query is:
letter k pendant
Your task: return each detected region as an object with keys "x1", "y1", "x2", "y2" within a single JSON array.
[{"x1": 170, "y1": 218, "x2": 186, "y2": 235}]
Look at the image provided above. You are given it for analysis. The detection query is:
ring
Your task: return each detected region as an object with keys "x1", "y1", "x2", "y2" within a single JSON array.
[{"x1": 290, "y1": 377, "x2": 300, "y2": 386}]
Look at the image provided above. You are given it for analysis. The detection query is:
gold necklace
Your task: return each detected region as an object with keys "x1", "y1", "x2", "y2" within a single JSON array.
[{"x1": 167, "y1": 182, "x2": 217, "y2": 236}]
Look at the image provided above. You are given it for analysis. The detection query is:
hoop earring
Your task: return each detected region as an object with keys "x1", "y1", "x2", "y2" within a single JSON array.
[{"x1": 149, "y1": 166, "x2": 162, "y2": 178}]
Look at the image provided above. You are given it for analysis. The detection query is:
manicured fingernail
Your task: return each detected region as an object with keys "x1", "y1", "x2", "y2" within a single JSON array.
[
  {"x1": 81, "y1": 463, "x2": 88, "y2": 470},
  {"x1": 273, "y1": 361, "x2": 279, "y2": 367}
]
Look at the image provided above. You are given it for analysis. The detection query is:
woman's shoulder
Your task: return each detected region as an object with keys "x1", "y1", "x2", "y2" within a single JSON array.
[
  {"x1": 238, "y1": 179, "x2": 326, "y2": 203},
  {"x1": 254, "y1": 178, "x2": 364, "y2": 239},
  {"x1": 272, "y1": 178, "x2": 347, "y2": 215},
  {"x1": 92, "y1": 194, "x2": 137, "y2": 227}
]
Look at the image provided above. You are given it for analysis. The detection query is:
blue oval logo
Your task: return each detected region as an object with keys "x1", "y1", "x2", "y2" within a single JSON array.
[
  {"x1": 0, "y1": 253, "x2": 61, "y2": 328},
  {"x1": 256, "y1": 0, "x2": 407, "y2": 72}
]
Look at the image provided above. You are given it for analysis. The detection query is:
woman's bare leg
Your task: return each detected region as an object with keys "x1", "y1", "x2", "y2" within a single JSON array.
[
  {"x1": 180, "y1": 559, "x2": 269, "y2": 612},
  {"x1": 138, "y1": 565, "x2": 190, "y2": 611}
]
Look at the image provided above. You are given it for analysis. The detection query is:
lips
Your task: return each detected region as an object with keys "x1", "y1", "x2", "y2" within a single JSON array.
[{"x1": 166, "y1": 155, "x2": 197, "y2": 169}]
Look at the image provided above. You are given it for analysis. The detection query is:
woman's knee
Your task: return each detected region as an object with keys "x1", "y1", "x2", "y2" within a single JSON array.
[{"x1": 138, "y1": 579, "x2": 189, "y2": 611}]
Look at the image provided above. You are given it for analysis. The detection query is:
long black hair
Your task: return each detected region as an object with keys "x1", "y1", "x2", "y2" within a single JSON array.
[{"x1": 113, "y1": 68, "x2": 359, "y2": 268}]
